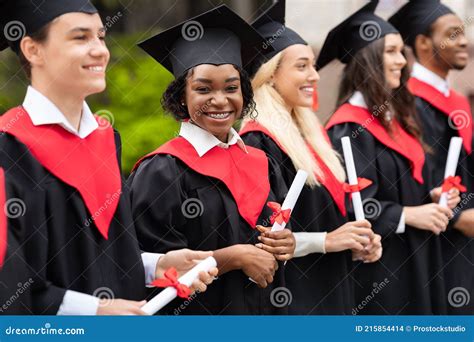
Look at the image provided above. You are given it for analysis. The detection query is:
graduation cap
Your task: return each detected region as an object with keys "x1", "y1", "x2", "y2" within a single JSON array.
[
  {"x1": 316, "y1": 0, "x2": 398, "y2": 70},
  {"x1": 0, "y1": 0, "x2": 97, "y2": 53},
  {"x1": 251, "y1": 0, "x2": 307, "y2": 63},
  {"x1": 388, "y1": 0, "x2": 454, "y2": 48},
  {"x1": 138, "y1": 5, "x2": 273, "y2": 78}
]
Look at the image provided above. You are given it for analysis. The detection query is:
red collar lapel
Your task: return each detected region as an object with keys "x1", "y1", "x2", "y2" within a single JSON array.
[
  {"x1": 133, "y1": 137, "x2": 270, "y2": 228},
  {"x1": 409, "y1": 77, "x2": 472, "y2": 154},
  {"x1": 0, "y1": 107, "x2": 122, "y2": 239},
  {"x1": 326, "y1": 104, "x2": 425, "y2": 184}
]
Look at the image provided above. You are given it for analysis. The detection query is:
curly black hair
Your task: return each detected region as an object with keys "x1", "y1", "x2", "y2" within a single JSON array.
[{"x1": 161, "y1": 65, "x2": 257, "y2": 121}]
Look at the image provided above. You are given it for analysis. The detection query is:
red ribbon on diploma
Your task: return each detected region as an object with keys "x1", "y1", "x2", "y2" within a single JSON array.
[
  {"x1": 267, "y1": 201, "x2": 291, "y2": 225},
  {"x1": 151, "y1": 267, "x2": 191, "y2": 299},
  {"x1": 343, "y1": 178, "x2": 373, "y2": 198},
  {"x1": 441, "y1": 176, "x2": 467, "y2": 193}
]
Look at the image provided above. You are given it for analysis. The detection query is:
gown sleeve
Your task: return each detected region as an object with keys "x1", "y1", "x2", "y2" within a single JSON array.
[
  {"x1": 328, "y1": 122, "x2": 405, "y2": 237},
  {"x1": 127, "y1": 155, "x2": 189, "y2": 253}
]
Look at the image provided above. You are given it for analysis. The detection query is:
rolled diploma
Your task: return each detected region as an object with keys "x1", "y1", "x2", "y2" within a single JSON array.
[
  {"x1": 341, "y1": 137, "x2": 365, "y2": 221},
  {"x1": 249, "y1": 169, "x2": 308, "y2": 280},
  {"x1": 142, "y1": 256, "x2": 217, "y2": 315},
  {"x1": 439, "y1": 137, "x2": 463, "y2": 207},
  {"x1": 271, "y1": 169, "x2": 308, "y2": 232}
]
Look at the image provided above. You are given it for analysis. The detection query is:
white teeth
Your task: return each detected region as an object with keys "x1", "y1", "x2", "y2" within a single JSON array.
[
  {"x1": 87, "y1": 66, "x2": 104, "y2": 72},
  {"x1": 301, "y1": 87, "x2": 314, "y2": 92},
  {"x1": 208, "y1": 112, "x2": 230, "y2": 119}
]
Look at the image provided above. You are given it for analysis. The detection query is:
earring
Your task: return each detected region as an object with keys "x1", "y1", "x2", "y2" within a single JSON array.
[{"x1": 181, "y1": 102, "x2": 186, "y2": 106}]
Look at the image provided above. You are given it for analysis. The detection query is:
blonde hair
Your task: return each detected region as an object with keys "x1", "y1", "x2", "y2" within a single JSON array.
[{"x1": 244, "y1": 51, "x2": 346, "y2": 187}]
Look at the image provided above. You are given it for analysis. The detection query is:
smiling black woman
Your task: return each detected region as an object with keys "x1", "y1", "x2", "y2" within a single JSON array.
[{"x1": 128, "y1": 4, "x2": 296, "y2": 315}]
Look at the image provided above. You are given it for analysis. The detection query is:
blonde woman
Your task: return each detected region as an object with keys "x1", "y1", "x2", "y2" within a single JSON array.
[{"x1": 240, "y1": 0, "x2": 382, "y2": 314}]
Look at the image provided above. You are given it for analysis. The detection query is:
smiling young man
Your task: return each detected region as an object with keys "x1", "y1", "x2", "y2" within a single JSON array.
[
  {"x1": 390, "y1": 0, "x2": 473, "y2": 314},
  {"x1": 0, "y1": 0, "x2": 217, "y2": 315}
]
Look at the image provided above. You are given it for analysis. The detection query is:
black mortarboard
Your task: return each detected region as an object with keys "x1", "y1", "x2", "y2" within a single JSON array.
[
  {"x1": 252, "y1": 0, "x2": 307, "y2": 62},
  {"x1": 316, "y1": 0, "x2": 398, "y2": 70},
  {"x1": 0, "y1": 0, "x2": 97, "y2": 53},
  {"x1": 388, "y1": 0, "x2": 454, "y2": 48},
  {"x1": 138, "y1": 5, "x2": 273, "y2": 78}
]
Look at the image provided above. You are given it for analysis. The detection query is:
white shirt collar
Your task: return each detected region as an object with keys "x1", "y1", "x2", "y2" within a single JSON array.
[
  {"x1": 411, "y1": 62, "x2": 450, "y2": 97},
  {"x1": 348, "y1": 91, "x2": 394, "y2": 122},
  {"x1": 22, "y1": 86, "x2": 99, "y2": 139},
  {"x1": 348, "y1": 91, "x2": 367, "y2": 109},
  {"x1": 179, "y1": 121, "x2": 248, "y2": 157}
]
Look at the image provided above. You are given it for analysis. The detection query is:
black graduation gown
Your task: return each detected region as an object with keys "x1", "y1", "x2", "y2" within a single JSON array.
[
  {"x1": 128, "y1": 136, "x2": 289, "y2": 315},
  {"x1": 327, "y1": 104, "x2": 447, "y2": 315},
  {"x1": 0, "y1": 171, "x2": 33, "y2": 315},
  {"x1": 411, "y1": 81, "x2": 473, "y2": 314},
  {"x1": 0, "y1": 107, "x2": 146, "y2": 315},
  {"x1": 241, "y1": 126, "x2": 354, "y2": 315}
]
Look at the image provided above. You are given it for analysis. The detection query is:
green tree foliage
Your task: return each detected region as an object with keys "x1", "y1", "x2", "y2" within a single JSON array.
[
  {"x1": 0, "y1": 33, "x2": 179, "y2": 175},
  {"x1": 88, "y1": 33, "x2": 179, "y2": 175}
]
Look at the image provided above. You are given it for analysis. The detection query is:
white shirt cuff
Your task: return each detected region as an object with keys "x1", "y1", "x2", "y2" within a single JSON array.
[
  {"x1": 396, "y1": 212, "x2": 406, "y2": 234},
  {"x1": 141, "y1": 252, "x2": 163, "y2": 286},
  {"x1": 294, "y1": 232, "x2": 327, "y2": 257},
  {"x1": 57, "y1": 290, "x2": 100, "y2": 315}
]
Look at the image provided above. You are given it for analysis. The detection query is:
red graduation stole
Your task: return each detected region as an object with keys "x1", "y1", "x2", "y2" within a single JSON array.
[
  {"x1": 408, "y1": 77, "x2": 473, "y2": 155},
  {"x1": 0, "y1": 107, "x2": 122, "y2": 240},
  {"x1": 133, "y1": 137, "x2": 270, "y2": 228},
  {"x1": 326, "y1": 103, "x2": 425, "y2": 184},
  {"x1": 0, "y1": 168, "x2": 6, "y2": 268},
  {"x1": 240, "y1": 121, "x2": 347, "y2": 216}
]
